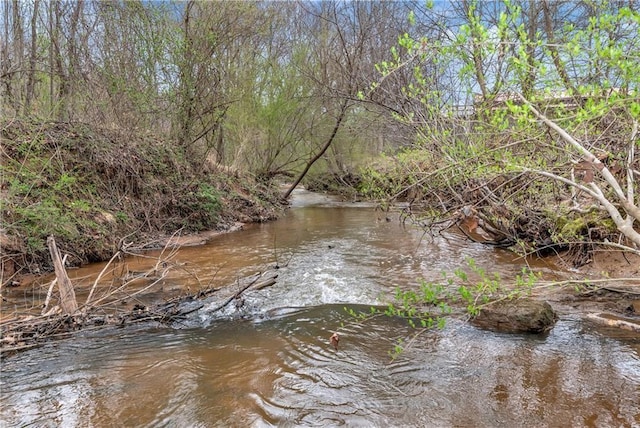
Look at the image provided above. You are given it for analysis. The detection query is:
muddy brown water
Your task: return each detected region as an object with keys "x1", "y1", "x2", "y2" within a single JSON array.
[{"x1": 1, "y1": 189, "x2": 639, "y2": 427}]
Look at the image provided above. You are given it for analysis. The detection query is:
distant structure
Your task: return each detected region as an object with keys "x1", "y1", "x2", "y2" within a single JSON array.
[{"x1": 472, "y1": 87, "x2": 626, "y2": 112}]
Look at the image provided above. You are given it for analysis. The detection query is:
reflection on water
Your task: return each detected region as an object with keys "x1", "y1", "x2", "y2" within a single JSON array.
[
  {"x1": 1, "y1": 189, "x2": 639, "y2": 426},
  {"x1": 1, "y1": 305, "x2": 639, "y2": 427}
]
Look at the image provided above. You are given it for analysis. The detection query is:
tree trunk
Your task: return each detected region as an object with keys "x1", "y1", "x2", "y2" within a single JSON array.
[
  {"x1": 66, "y1": 0, "x2": 82, "y2": 119},
  {"x1": 11, "y1": 0, "x2": 24, "y2": 114},
  {"x1": 24, "y1": 0, "x2": 38, "y2": 115},
  {"x1": 178, "y1": 1, "x2": 195, "y2": 147},
  {"x1": 48, "y1": 0, "x2": 53, "y2": 113},
  {"x1": 282, "y1": 99, "x2": 349, "y2": 199},
  {"x1": 47, "y1": 236, "x2": 78, "y2": 315},
  {"x1": 521, "y1": 95, "x2": 640, "y2": 248},
  {"x1": 521, "y1": 0, "x2": 539, "y2": 98},
  {"x1": 463, "y1": 0, "x2": 488, "y2": 100},
  {"x1": 541, "y1": 0, "x2": 578, "y2": 97},
  {"x1": 53, "y1": 2, "x2": 68, "y2": 120},
  {"x1": 1, "y1": 2, "x2": 13, "y2": 108}
]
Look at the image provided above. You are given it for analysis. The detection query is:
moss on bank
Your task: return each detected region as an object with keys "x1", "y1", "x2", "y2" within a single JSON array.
[{"x1": 1, "y1": 120, "x2": 286, "y2": 283}]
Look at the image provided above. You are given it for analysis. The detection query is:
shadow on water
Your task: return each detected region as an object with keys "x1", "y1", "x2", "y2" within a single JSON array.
[
  {"x1": 1, "y1": 189, "x2": 639, "y2": 427},
  {"x1": 2, "y1": 304, "x2": 639, "y2": 427}
]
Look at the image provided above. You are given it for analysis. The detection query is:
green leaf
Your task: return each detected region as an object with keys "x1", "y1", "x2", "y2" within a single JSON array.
[{"x1": 408, "y1": 10, "x2": 416, "y2": 26}]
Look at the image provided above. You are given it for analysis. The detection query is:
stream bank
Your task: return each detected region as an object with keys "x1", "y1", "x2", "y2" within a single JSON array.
[{"x1": 1, "y1": 119, "x2": 287, "y2": 286}]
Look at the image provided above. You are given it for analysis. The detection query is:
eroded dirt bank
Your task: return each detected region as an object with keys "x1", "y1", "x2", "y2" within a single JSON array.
[
  {"x1": 544, "y1": 251, "x2": 640, "y2": 316},
  {"x1": 1, "y1": 119, "x2": 287, "y2": 285}
]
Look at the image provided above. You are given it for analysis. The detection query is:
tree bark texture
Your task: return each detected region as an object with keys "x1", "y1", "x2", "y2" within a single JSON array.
[{"x1": 47, "y1": 236, "x2": 78, "y2": 314}]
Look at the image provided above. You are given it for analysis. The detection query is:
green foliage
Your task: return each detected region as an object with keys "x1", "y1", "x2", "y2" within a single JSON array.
[
  {"x1": 357, "y1": 149, "x2": 439, "y2": 201},
  {"x1": 53, "y1": 173, "x2": 77, "y2": 194},
  {"x1": 390, "y1": 338, "x2": 405, "y2": 360},
  {"x1": 13, "y1": 200, "x2": 76, "y2": 250},
  {"x1": 194, "y1": 183, "x2": 222, "y2": 224},
  {"x1": 358, "y1": 259, "x2": 538, "y2": 327},
  {"x1": 115, "y1": 211, "x2": 129, "y2": 222},
  {"x1": 360, "y1": 3, "x2": 640, "y2": 256},
  {"x1": 345, "y1": 258, "x2": 541, "y2": 358},
  {"x1": 197, "y1": 183, "x2": 221, "y2": 214}
]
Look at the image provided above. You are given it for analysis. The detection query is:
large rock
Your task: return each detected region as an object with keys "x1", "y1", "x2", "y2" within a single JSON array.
[{"x1": 471, "y1": 299, "x2": 557, "y2": 333}]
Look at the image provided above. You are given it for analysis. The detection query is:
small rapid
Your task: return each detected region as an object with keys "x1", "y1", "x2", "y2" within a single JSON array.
[{"x1": 173, "y1": 189, "x2": 554, "y2": 324}]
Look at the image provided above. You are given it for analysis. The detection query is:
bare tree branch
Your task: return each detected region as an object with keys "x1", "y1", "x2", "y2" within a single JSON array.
[{"x1": 518, "y1": 94, "x2": 640, "y2": 247}]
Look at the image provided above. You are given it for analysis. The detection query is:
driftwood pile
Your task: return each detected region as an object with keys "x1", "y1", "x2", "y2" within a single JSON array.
[{"x1": 1, "y1": 236, "x2": 277, "y2": 356}]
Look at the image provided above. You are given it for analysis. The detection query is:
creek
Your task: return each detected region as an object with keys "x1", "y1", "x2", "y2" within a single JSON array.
[{"x1": 1, "y1": 189, "x2": 639, "y2": 427}]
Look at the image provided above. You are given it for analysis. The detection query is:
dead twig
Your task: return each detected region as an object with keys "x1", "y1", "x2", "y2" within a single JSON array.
[
  {"x1": 207, "y1": 272, "x2": 277, "y2": 314},
  {"x1": 85, "y1": 251, "x2": 121, "y2": 306}
]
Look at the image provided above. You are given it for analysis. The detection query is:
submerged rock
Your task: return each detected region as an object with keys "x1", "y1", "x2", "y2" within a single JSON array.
[{"x1": 471, "y1": 299, "x2": 557, "y2": 333}]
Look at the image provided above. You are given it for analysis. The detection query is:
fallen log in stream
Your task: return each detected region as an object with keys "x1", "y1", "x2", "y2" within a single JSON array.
[
  {"x1": 585, "y1": 312, "x2": 640, "y2": 332},
  {"x1": 1, "y1": 271, "x2": 278, "y2": 356}
]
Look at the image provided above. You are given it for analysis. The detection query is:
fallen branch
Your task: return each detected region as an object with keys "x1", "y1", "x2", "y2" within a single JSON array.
[
  {"x1": 207, "y1": 272, "x2": 278, "y2": 314},
  {"x1": 41, "y1": 278, "x2": 57, "y2": 316},
  {"x1": 531, "y1": 277, "x2": 640, "y2": 291},
  {"x1": 585, "y1": 312, "x2": 640, "y2": 332},
  {"x1": 1, "y1": 270, "x2": 279, "y2": 357},
  {"x1": 518, "y1": 94, "x2": 640, "y2": 247}
]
